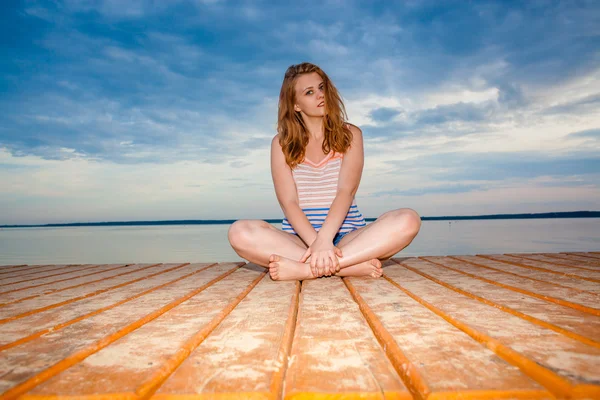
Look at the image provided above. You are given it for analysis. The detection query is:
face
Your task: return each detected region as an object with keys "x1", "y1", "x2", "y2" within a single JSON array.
[{"x1": 293, "y1": 72, "x2": 325, "y2": 117}]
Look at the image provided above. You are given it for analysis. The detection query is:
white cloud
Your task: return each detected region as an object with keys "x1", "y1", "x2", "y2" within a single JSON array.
[
  {"x1": 422, "y1": 87, "x2": 499, "y2": 108},
  {"x1": 0, "y1": 146, "x2": 277, "y2": 224},
  {"x1": 528, "y1": 66, "x2": 600, "y2": 111},
  {"x1": 3, "y1": 1, "x2": 600, "y2": 224}
]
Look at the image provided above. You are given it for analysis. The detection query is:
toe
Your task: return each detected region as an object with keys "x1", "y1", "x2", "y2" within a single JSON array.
[{"x1": 269, "y1": 254, "x2": 280, "y2": 263}]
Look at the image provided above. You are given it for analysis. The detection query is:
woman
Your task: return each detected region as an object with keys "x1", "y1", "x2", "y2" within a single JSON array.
[{"x1": 228, "y1": 62, "x2": 421, "y2": 281}]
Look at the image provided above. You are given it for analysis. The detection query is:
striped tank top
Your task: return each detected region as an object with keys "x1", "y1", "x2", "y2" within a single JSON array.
[{"x1": 282, "y1": 150, "x2": 367, "y2": 235}]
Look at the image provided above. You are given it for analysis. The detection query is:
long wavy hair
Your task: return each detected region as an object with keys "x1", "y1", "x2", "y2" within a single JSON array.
[{"x1": 277, "y1": 62, "x2": 353, "y2": 169}]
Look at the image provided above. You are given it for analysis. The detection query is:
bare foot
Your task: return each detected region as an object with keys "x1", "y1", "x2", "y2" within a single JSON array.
[
  {"x1": 336, "y1": 259, "x2": 382, "y2": 278},
  {"x1": 268, "y1": 254, "x2": 315, "y2": 281}
]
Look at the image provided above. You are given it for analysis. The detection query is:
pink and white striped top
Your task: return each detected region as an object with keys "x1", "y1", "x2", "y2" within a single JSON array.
[{"x1": 282, "y1": 150, "x2": 366, "y2": 234}]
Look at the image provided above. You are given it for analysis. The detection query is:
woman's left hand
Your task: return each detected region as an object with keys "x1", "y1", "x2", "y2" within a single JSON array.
[{"x1": 300, "y1": 237, "x2": 343, "y2": 277}]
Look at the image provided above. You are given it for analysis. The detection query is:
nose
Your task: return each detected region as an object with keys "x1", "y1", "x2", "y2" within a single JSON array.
[{"x1": 317, "y1": 88, "x2": 324, "y2": 99}]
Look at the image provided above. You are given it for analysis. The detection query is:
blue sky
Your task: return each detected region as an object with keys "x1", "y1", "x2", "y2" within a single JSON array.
[{"x1": 1, "y1": 0, "x2": 599, "y2": 225}]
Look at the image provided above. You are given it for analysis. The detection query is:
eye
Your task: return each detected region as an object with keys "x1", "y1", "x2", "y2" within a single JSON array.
[{"x1": 305, "y1": 90, "x2": 313, "y2": 95}]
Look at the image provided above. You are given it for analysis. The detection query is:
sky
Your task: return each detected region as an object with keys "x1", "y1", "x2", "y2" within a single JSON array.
[{"x1": 1, "y1": 0, "x2": 599, "y2": 225}]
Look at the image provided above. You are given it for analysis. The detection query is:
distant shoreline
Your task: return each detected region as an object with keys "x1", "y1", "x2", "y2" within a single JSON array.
[{"x1": 1, "y1": 211, "x2": 598, "y2": 228}]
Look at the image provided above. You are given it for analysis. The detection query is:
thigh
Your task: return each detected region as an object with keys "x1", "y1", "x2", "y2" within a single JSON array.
[
  {"x1": 227, "y1": 219, "x2": 306, "y2": 249},
  {"x1": 337, "y1": 207, "x2": 417, "y2": 247},
  {"x1": 336, "y1": 208, "x2": 419, "y2": 259},
  {"x1": 263, "y1": 221, "x2": 308, "y2": 248},
  {"x1": 335, "y1": 224, "x2": 397, "y2": 261},
  {"x1": 335, "y1": 223, "x2": 372, "y2": 247},
  {"x1": 229, "y1": 219, "x2": 308, "y2": 266},
  {"x1": 238, "y1": 219, "x2": 307, "y2": 247}
]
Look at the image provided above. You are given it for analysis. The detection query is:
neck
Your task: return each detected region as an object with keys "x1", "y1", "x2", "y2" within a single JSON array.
[{"x1": 301, "y1": 114, "x2": 324, "y2": 141}]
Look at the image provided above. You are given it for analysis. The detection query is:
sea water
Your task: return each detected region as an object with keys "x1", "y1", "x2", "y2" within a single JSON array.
[{"x1": 0, "y1": 218, "x2": 598, "y2": 265}]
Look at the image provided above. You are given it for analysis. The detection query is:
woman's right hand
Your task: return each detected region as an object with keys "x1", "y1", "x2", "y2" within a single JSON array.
[{"x1": 300, "y1": 237, "x2": 343, "y2": 277}]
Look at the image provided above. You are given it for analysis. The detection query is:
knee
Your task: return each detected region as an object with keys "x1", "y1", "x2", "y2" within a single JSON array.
[
  {"x1": 406, "y1": 208, "x2": 422, "y2": 235},
  {"x1": 228, "y1": 220, "x2": 269, "y2": 249},
  {"x1": 383, "y1": 208, "x2": 421, "y2": 237}
]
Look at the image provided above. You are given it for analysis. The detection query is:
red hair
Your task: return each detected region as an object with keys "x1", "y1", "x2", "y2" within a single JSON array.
[{"x1": 277, "y1": 62, "x2": 353, "y2": 169}]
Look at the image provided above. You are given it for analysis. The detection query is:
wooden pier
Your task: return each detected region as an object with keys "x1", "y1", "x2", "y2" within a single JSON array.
[{"x1": 0, "y1": 252, "x2": 599, "y2": 399}]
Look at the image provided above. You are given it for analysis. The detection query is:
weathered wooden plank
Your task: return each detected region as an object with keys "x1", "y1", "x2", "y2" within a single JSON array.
[
  {"x1": 383, "y1": 263, "x2": 600, "y2": 399},
  {"x1": 426, "y1": 254, "x2": 600, "y2": 295},
  {"x1": 565, "y1": 252, "x2": 600, "y2": 260},
  {"x1": 0, "y1": 264, "x2": 74, "y2": 279},
  {"x1": 440, "y1": 255, "x2": 600, "y2": 295},
  {"x1": 0, "y1": 263, "x2": 163, "y2": 307},
  {"x1": 479, "y1": 254, "x2": 600, "y2": 281},
  {"x1": 0, "y1": 264, "x2": 110, "y2": 287},
  {"x1": 0, "y1": 263, "x2": 214, "y2": 350},
  {"x1": 346, "y1": 266, "x2": 550, "y2": 399},
  {"x1": 530, "y1": 253, "x2": 600, "y2": 268},
  {"x1": 0, "y1": 263, "x2": 241, "y2": 398},
  {"x1": 504, "y1": 253, "x2": 600, "y2": 272},
  {"x1": 397, "y1": 258, "x2": 600, "y2": 348},
  {"x1": 0, "y1": 264, "x2": 29, "y2": 271},
  {"x1": 430, "y1": 256, "x2": 600, "y2": 315},
  {"x1": 20, "y1": 265, "x2": 266, "y2": 400},
  {"x1": 0, "y1": 264, "x2": 172, "y2": 322},
  {"x1": 0, "y1": 264, "x2": 129, "y2": 294},
  {"x1": 283, "y1": 277, "x2": 411, "y2": 400},
  {"x1": 154, "y1": 272, "x2": 298, "y2": 399}
]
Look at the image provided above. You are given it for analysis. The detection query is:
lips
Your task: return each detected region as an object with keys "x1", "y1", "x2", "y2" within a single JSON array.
[{"x1": 318, "y1": 102, "x2": 324, "y2": 107}]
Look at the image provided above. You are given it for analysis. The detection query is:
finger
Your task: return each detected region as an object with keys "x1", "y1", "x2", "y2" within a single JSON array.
[
  {"x1": 300, "y1": 248, "x2": 311, "y2": 263},
  {"x1": 327, "y1": 252, "x2": 336, "y2": 275},
  {"x1": 329, "y1": 250, "x2": 337, "y2": 263},
  {"x1": 319, "y1": 256, "x2": 327, "y2": 276},
  {"x1": 316, "y1": 256, "x2": 324, "y2": 276},
  {"x1": 335, "y1": 247, "x2": 343, "y2": 258},
  {"x1": 326, "y1": 257, "x2": 333, "y2": 276}
]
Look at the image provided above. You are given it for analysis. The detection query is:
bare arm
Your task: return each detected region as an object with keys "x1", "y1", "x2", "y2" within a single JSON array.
[
  {"x1": 270, "y1": 135, "x2": 318, "y2": 246},
  {"x1": 317, "y1": 124, "x2": 364, "y2": 242}
]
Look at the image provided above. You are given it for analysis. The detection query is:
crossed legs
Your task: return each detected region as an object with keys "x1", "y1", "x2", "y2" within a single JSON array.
[{"x1": 228, "y1": 208, "x2": 421, "y2": 281}]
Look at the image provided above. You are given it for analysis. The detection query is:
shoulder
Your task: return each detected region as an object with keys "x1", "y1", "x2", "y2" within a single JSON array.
[
  {"x1": 344, "y1": 123, "x2": 363, "y2": 143},
  {"x1": 271, "y1": 134, "x2": 285, "y2": 160},
  {"x1": 271, "y1": 134, "x2": 282, "y2": 148},
  {"x1": 345, "y1": 122, "x2": 362, "y2": 136}
]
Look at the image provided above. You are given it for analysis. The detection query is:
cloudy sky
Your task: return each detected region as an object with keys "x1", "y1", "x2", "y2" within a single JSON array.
[{"x1": 1, "y1": 0, "x2": 599, "y2": 225}]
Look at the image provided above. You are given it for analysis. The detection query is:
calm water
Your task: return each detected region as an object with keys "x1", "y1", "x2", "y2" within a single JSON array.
[{"x1": 0, "y1": 218, "x2": 598, "y2": 265}]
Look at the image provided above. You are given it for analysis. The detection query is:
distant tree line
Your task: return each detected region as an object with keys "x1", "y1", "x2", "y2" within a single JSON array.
[{"x1": 1, "y1": 211, "x2": 598, "y2": 228}]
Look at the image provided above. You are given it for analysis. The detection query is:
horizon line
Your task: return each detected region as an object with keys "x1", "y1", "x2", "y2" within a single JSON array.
[{"x1": 1, "y1": 210, "x2": 599, "y2": 228}]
